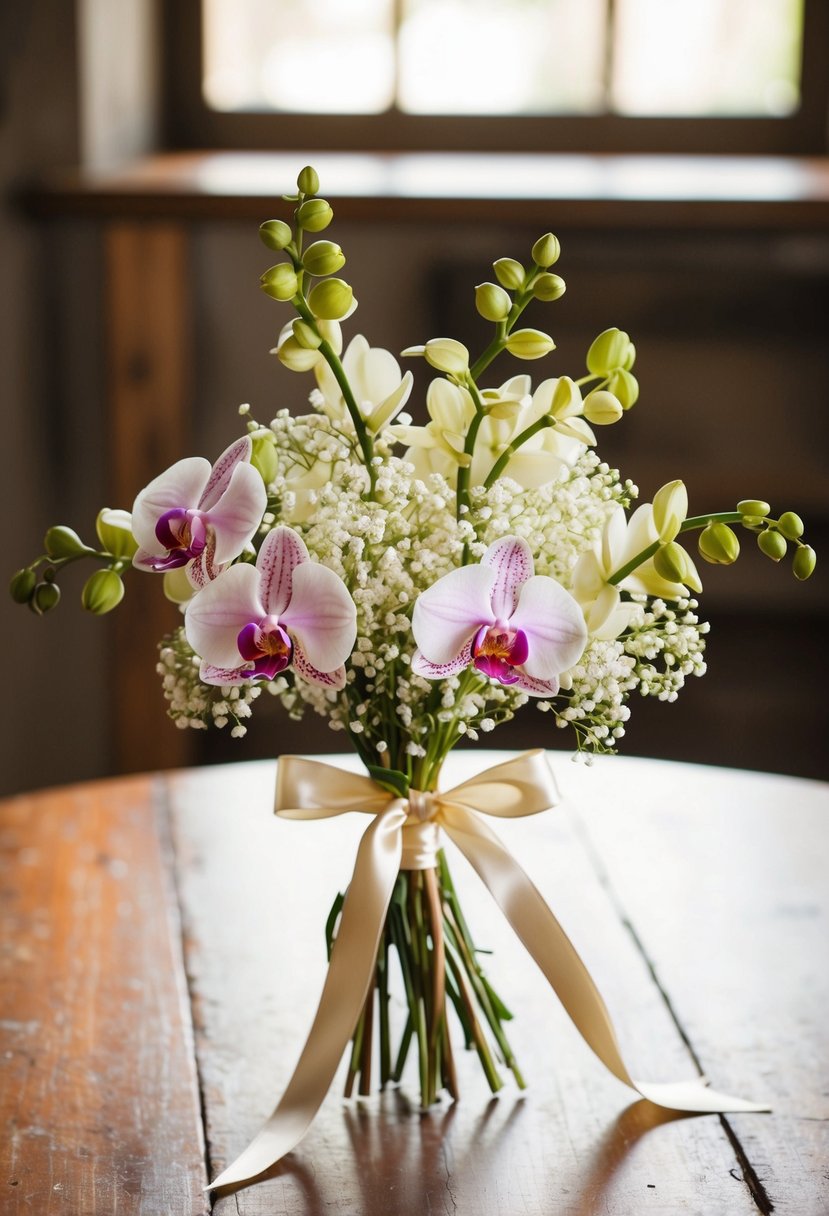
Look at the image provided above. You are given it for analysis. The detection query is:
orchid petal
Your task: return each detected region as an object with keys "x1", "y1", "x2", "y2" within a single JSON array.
[
  {"x1": 205, "y1": 463, "x2": 267, "y2": 566},
  {"x1": 257, "y1": 526, "x2": 309, "y2": 616},
  {"x1": 184, "y1": 563, "x2": 264, "y2": 670},
  {"x1": 199, "y1": 436, "x2": 253, "y2": 511},
  {"x1": 280, "y1": 561, "x2": 357, "y2": 673},
  {"x1": 292, "y1": 641, "x2": 347, "y2": 689},
  {"x1": 369, "y1": 371, "x2": 414, "y2": 432},
  {"x1": 498, "y1": 449, "x2": 567, "y2": 489},
  {"x1": 509, "y1": 575, "x2": 588, "y2": 680},
  {"x1": 131, "y1": 457, "x2": 211, "y2": 554},
  {"x1": 411, "y1": 565, "x2": 495, "y2": 664},
  {"x1": 481, "y1": 536, "x2": 533, "y2": 620},
  {"x1": 199, "y1": 661, "x2": 252, "y2": 687},
  {"x1": 411, "y1": 639, "x2": 474, "y2": 679},
  {"x1": 357, "y1": 345, "x2": 405, "y2": 405},
  {"x1": 511, "y1": 670, "x2": 561, "y2": 698}
]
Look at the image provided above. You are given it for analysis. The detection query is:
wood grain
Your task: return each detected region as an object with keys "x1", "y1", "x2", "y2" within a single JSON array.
[
  {"x1": 167, "y1": 755, "x2": 765, "y2": 1215},
  {"x1": 566, "y1": 757, "x2": 829, "y2": 1216},
  {"x1": 103, "y1": 221, "x2": 193, "y2": 776},
  {"x1": 0, "y1": 776, "x2": 208, "y2": 1214}
]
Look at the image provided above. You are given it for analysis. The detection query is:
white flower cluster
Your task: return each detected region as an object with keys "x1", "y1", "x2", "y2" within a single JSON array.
[
  {"x1": 157, "y1": 629, "x2": 262, "y2": 736},
  {"x1": 623, "y1": 595, "x2": 709, "y2": 701}
]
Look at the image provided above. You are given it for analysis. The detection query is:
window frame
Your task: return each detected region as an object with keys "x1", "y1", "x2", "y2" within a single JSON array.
[{"x1": 162, "y1": 0, "x2": 829, "y2": 156}]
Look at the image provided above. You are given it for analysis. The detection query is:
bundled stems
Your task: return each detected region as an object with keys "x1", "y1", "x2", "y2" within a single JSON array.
[{"x1": 339, "y1": 852, "x2": 521, "y2": 1107}]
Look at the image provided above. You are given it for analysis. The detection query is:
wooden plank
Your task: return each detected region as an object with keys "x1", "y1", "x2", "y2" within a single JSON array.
[
  {"x1": 167, "y1": 754, "x2": 760, "y2": 1215},
  {"x1": 103, "y1": 221, "x2": 193, "y2": 775},
  {"x1": 566, "y1": 756, "x2": 829, "y2": 1216},
  {"x1": 0, "y1": 776, "x2": 209, "y2": 1214}
]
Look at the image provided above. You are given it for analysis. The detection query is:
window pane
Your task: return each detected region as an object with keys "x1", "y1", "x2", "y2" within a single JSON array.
[
  {"x1": 398, "y1": 0, "x2": 607, "y2": 114},
  {"x1": 612, "y1": 0, "x2": 804, "y2": 116},
  {"x1": 203, "y1": 0, "x2": 395, "y2": 113}
]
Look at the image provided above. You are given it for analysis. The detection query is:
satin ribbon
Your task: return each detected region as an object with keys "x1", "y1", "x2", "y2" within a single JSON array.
[{"x1": 208, "y1": 750, "x2": 768, "y2": 1191}]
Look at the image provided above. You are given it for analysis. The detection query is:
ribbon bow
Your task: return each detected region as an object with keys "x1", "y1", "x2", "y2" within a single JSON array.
[{"x1": 209, "y1": 750, "x2": 767, "y2": 1191}]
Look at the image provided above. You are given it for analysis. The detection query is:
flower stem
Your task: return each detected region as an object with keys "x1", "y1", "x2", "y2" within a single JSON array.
[{"x1": 483, "y1": 415, "x2": 555, "y2": 489}]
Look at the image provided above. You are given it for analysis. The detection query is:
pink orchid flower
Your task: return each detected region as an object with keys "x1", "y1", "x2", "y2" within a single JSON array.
[
  {"x1": 131, "y1": 437, "x2": 267, "y2": 584},
  {"x1": 412, "y1": 536, "x2": 587, "y2": 697},
  {"x1": 185, "y1": 526, "x2": 357, "y2": 689}
]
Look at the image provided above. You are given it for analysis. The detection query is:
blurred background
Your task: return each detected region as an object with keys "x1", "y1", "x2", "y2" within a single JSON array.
[{"x1": 2, "y1": 0, "x2": 827, "y2": 796}]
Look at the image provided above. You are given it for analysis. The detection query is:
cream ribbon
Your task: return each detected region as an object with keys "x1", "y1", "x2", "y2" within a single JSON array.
[{"x1": 208, "y1": 750, "x2": 768, "y2": 1191}]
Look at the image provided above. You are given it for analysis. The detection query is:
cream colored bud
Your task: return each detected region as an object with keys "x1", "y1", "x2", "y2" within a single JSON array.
[
  {"x1": 302, "y1": 241, "x2": 345, "y2": 277},
  {"x1": 607, "y1": 368, "x2": 639, "y2": 409},
  {"x1": 413, "y1": 338, "x2": 469, "y2": 376},
  {"x1": 259, "y1": 219, "x2": 293, "y2": 251},
  {"x1": 297, "y1": 165, "x2": 320, "y2": 196},
  {"x1": 653, "y1": 542, "x2": 688, "y2": 584},
  {"x1": 275, "y1": 335, "x2": 320, "y2": 372},
  {"x1": 550, "y1": 376, "x2": 581, "y2": 419},
  {"x1": 698, "y1": 521, "x2": 740, "y2": 565},
  {"x1": 758, "y1": 529, "x2": 787, "y2": 562},
  {"x1": 307, "y1": 278, "x2": 354, "y2": 320},
  {"x1": 260, "y1": 263, "x2": 298, "y2": 301},
  {"x1": 504, "y1": 329, "x2": 555, "y2": 360},
  {"x1": 493, "y1": 258, "x2": 525, "y2": 290},
  {"x1": 532, "y1": 273, "x2": 566, "y2": 302},
  {"x1": 737, "y1": 499, "x2": 771, "y2": 519},
  {"x1": 652, "y1": 479, "x2": 688, "y2": 542},
  {"x1": 793, "y1": 544, "x2": 816, "y2": 580},
  {"x1": 297, "y1": 198, "x2": 333, "y2": 232},
  {"x1": 250, "y1": 432, "x2": 279, "y2": 484},
  {"x1": 291, "y1": 319, "x2": 322, "y2": 349},
  {"x1": 531, "y1": 233, "x2": 561, "y2": 267},
  {"x1": 586, "y1": 327, "x2": 633, "y2": 376},
  {"x1": 475, "y1": 282, "x2": 512, "y2": 322},
  {"x1": 82, "y1": 568, "x2": 124, "y2": 615},
  {"x1": 96, "y1": 509, "x2": 139, "y2": 559},
  {"x1": 583, "y1": 389, "x2": 623, "y2": 425}
]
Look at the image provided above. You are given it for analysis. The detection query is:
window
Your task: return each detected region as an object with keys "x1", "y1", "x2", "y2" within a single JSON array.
[{"x1": 164, "y1": 0, "x2": 829, "y2": 153}]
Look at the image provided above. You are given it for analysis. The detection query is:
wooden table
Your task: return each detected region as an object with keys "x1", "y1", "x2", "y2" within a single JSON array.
[{"x1": 2, "y1": 753, "x2": 827, "y2": 1215}]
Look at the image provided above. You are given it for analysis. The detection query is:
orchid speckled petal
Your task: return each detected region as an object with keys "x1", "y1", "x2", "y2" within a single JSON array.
[
  {"x1": 412, "y1": 564, "x2": 495, "y2": 665},
  {"x1": 280, "y1": 561, "x2": 357, "y2": 673},
  {"x1": 509, "y1": 575, "x2": 588, "y2": 681},
  {"x1": 481, "y1": 536, "x2": 533, "y2": 620},
  {"x1": 205, "y1": 462, "x2": 267, "y2": 566},
  {"x1": 199, "y1": 436, "x2": 253, "y2": 511},
  {"x1": 131, "y1": 457, "x2": 211, "y2": 554},
  {"x1": 185, "y1": 563, "x2": 264, "y2": 670},
  {"x1": 292, "y1": 641, "x2": 347, "y2": 689},
  {"x1": 199, "y1": 661, "x2": 251, "y2": 687},
  {"x1": 257, "y1": 526, "x2": 310, "y2": 616},
  {"x1": 411, "y1": 638, "x2": 474, "y2": 680}
]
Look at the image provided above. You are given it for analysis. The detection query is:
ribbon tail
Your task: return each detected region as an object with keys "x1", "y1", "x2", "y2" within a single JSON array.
[
  {"x1": 206, "y1": 804, "x2": 407, "y2": 1192},
  {"x1": 441, "y1": 805, "x2": 770, "y2": 1115}
]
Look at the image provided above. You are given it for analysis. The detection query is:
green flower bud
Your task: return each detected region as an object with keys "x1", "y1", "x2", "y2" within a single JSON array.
[
  {"x1": 622, "y1": 342, "x2": 637, "y2": 370},
  {"x1": 163, "y1": 567, "x2": 196, "y2": 605},
  {"x1": 259, "y1": 219, "x2": 293, "y2": 252},
  {"x1": 582, "y1": 389, "x2": 623, "y2": 425},
  {"x1": 307, "y1": 277, "x2": 353, "y2": 321},
  {"x1": 586, "y1": 327, "x2": 634, "y2": 376},
  {"x1": 531, "y1": 233, "x2": 561, "y2": 267},
  {"x1": 297, "y1": 198, "x2": 333, "y2": 232},
  {"x1": 698, "y1": 521, "x2": 740, "y2": 565},
  {"x1": 82, "y1": 568, "x2": 125, "y2": 615},
  {"x1": 32, "y1": 582, "x2": 61, "y2": 614},
  {"x1": 297, "y1": 165, "x2": 320, "y2": 196},
  {"x1": 550, "y1": 376, "x2": 581, "y2": 419},
  {"x1": 792, "y1": 544, "x2": 817, "y2": 581},
  {"x1": 758, "y1": 529, "x2": 787, "y2": 562},
  {"x1": 737, "y1": 499, "x2": 771, "y2": 519},
  {"x1": 777, "y1": 510, "x2": 804, "y2": 540},
  {"x1": 250, "y1": 432, "x2": 279, "y2": 485},
  {"x1": 9, "y1": 568, "x2": 37, "y2": 604},
  {"x1": 96, "y1": 508, "x2": 138, "y2": 559},
  {"x1": 260, "y1": 263, "x2": 298, "y2": 301},
  {"x1": 532, "y1": 273, "x2": 566, "y2": 302},
  {"x1": 652, "y1": 479, "x2": 688, "y2": 542},
  {"x1": 606, "y1": 368, "x2": 639, "y2": 409},
  {"x1": 504, "y1": 329, "x2": 555, "y2": 360},
  {"x1": 43, "y1": 525, "x2": 91, "y2": 559},
  {"x1": 302, "y1": 241, "x2": 345, "y2": 277},
  {"x1": 653, "y1": 541, "x2": 690, "y2": 584},
  {"x1": 290, "y1": 318, "x2": 321, "y2": 350},
  {"x1": 493, "y1": 258, "x2": 525, "y2": 290},
  {"x1": 475, "y1": 281, "x2": 511, "y2": 322}
]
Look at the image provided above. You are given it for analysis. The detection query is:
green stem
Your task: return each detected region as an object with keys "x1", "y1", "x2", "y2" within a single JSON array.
[{"x1": 482, "y1": 415, "x2": 555, "y2": 488}]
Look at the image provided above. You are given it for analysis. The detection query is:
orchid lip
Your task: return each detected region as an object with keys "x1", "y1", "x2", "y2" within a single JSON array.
[
  {"x1": 473, "y1": 622, "x2": 529, "y2": 671},
  {"x1": 237, "y1": 617, "x2": 293, "y2": 682},
  {"x1": 156, "y1": 508, "x2": 208, "y2": 560}
]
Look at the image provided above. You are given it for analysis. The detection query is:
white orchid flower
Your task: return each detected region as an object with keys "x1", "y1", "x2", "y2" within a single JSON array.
[
  {"x1": 185, "y1": 526, "x2": 357, "y2": 689},
  {"x1": 131, "y1": 437, "x2": 266, "y2": 586},
  {"x1": 411, "y1": 536, "x2": 587, "y2": 697},
  {"x1": 572, "y1": 503, "x2": 701, "y2": 639},
  {"x1": 314, "y1": 335, "x2": 413, "y2": 434},
  {"x1": 388, "y1": 378, "x2": 475, "y2": 481}
]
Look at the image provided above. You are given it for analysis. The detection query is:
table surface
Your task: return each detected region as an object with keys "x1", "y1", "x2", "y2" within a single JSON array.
[{"x1": 2, "y1": 752, "x2": 827, "y2": 1216}]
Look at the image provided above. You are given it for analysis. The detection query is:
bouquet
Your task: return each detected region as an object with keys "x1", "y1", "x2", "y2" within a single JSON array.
[{"x1": 10, "y1": 165, "x2": 815, "y2": 1190}]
